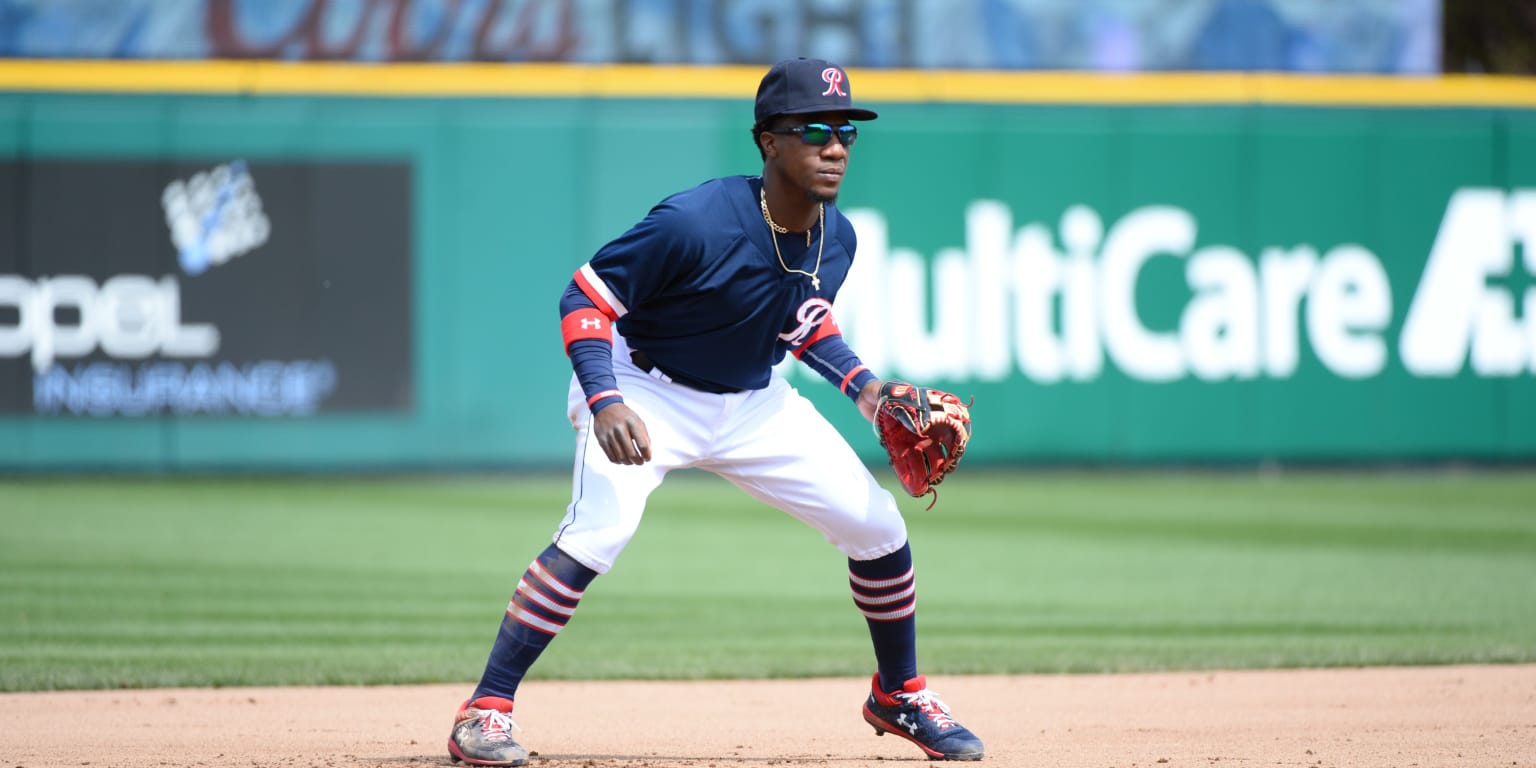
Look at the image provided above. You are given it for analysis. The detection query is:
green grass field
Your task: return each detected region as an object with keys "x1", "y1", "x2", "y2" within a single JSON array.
[{"x1": 2, "y1": 470, "x2": 1533, "y2": 692}]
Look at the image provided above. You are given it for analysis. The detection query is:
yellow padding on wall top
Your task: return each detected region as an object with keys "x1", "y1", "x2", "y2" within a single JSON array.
[{"x1": 2, "y1": 59, "x2": 1535, "y2": 108}]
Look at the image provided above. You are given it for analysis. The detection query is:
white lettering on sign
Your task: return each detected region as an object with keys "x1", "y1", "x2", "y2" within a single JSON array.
[
  {"x1": 818, "y1": 189, "x2": 1533, "y2": 383},
  {"x1": 0, "y1": 274, "x2": 219, "y2": 373},
  {"x1": 1400, "y1": 188, "x2": 1536, "y2": 377}
]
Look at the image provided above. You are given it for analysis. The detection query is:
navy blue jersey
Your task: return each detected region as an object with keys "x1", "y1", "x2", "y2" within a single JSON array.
[{"x1": 574, "y1": 175, "x2": 857, "y2": 393}]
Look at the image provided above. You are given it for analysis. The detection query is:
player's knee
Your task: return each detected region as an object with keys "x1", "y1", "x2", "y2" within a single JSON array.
[
  {"x1": 833, "y1": 498, "x2": 907, "y2": 559},
  {"x1": 541, "y1": 543, "x2": 601, "y2": 586}
]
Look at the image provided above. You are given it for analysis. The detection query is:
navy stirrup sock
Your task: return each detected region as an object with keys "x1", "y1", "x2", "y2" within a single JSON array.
[
  {"x1": 848, "y1": 542, "x2": 918, "y2": 693},
  {"x1": 473, "y1": 544, "x2": 598, "y2": 701}
]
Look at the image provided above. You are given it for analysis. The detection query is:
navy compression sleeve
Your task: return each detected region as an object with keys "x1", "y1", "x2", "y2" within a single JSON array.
[
  {"x1": 560, "y1": 280, "x2": 623, "y2": 414},
  {"x1": 799, "y1": 333, "x2": 879, "y2": 402}
]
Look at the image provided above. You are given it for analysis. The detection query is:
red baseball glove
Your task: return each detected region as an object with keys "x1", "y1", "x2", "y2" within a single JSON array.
[{"x1": 872, "y1": 381, "x2": 973, "y2": 508}]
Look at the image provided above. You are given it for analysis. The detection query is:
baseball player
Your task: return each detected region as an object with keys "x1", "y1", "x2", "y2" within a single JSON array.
[{"x1": 448, "y1": 57, "x2": 985, "y2": 765}]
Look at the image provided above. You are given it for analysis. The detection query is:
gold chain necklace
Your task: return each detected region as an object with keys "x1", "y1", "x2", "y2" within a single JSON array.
[{"x1": 760, "y1": 186, "x2": 824, "y2": 290}]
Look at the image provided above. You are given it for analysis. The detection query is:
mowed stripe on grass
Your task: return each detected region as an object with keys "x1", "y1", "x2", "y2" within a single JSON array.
[{"x1": 1, "y1": 470, "x2": 1532, "y2": 690}]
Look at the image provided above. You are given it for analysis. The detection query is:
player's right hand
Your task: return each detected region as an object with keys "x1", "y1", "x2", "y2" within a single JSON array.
[{"x1": 592, "y1": 402, "x2": 653, "y2": 465}]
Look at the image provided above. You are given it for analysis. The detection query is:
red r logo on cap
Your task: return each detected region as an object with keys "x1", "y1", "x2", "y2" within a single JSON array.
[{"x1": 821, "y1": 68, "x2": 846, "y2": 97}]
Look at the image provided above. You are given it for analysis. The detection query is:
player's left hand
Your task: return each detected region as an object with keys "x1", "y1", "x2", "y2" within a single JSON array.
[
  {"x1": 592, "y1": 402, "x2": 653, "y2": 465},
  {"x1": 872, "y1": 381, "x2": 972, "y2": 507}
]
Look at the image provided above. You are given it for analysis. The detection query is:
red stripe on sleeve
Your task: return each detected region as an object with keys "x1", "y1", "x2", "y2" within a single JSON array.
[
  {"x1": 573, "y1": 269, "x2": 620, "y2": 320},
  {"x1": 586, "y1": 389, "x2": 622, "y2": 407},
  {"x1": 838, "y1": 364, "x2": 869, "y2": 396}
]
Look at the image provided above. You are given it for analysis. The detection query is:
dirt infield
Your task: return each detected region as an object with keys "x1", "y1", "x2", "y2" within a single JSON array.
[{"x1": 3, "y1": 666, "x2": 1533, "y2": 767}]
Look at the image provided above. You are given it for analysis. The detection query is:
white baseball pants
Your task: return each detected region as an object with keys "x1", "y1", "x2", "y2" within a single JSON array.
[{"x1": 556, "y1": 334, "x2": 907, "y2": 574}]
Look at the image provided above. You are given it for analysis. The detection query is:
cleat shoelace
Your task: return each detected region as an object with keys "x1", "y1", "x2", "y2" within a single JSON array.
[
  {"x1": 896, "y1": 688, "x2": 958, "y2": 730},
  {"x1": 475, "y1": 708, "x2": 521, "y2": 743}
]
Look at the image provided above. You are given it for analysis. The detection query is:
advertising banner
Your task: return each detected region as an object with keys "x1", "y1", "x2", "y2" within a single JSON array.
[
  {"x1": 0, "y1": 0, "x2": 1438, "y2": 74},
  {"x1": 0, "y1": 70, "x2": 1531, "y2": 469},
  {"x1": 0, "y1": 159, "x2": 414, "y2": 418},
  {"x1": 765, "y1": 104, "x2": 1536, "y2": 462},
  {"x1": 802, "y1": 188, "x2": 1536, "y2": 460}
]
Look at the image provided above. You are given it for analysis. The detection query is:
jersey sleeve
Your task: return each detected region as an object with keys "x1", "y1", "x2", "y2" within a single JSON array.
[
  {"x1": 561, "y1": 195, "x2": 707, "y2": 414},
  {"x1": 582, "y1": 197, "x2": 704, "y2": 314}
]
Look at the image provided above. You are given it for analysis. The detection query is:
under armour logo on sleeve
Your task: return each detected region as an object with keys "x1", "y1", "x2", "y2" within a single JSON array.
[{"x1": 561, "y1": 307, "x2": 614, "y2": 353}]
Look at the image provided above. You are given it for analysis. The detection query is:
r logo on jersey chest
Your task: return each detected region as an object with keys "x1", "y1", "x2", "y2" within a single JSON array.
[{"x1": 778, "y1": 298, "x2": 833, "y2": 346}]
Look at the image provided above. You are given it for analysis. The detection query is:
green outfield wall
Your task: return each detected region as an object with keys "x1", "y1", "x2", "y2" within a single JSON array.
[{"x1": 1, "y1": 63, "x2": 1534, "y2": 470}]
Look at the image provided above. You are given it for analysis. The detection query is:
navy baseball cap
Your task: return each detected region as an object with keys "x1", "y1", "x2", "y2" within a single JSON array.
[{"x1": 754, "y1": 57, "x2": 879, "y2": 123}]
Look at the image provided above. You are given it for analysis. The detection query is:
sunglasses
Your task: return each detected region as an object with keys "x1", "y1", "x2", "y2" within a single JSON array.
[{"x1": 768, "y1": 123, "x2": 859, "y2": 148}]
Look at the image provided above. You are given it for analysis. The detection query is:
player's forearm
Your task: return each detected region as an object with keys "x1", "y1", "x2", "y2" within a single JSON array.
[
  {"x1": 566, "y1": 339, "x2": 623, "y2": 413},
  {"x1": 798, "y1": 334, "x2": 879, "y2": 404},
  {"x1": 560, "y1": 280, "x2": 623, "y2": 413}
]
